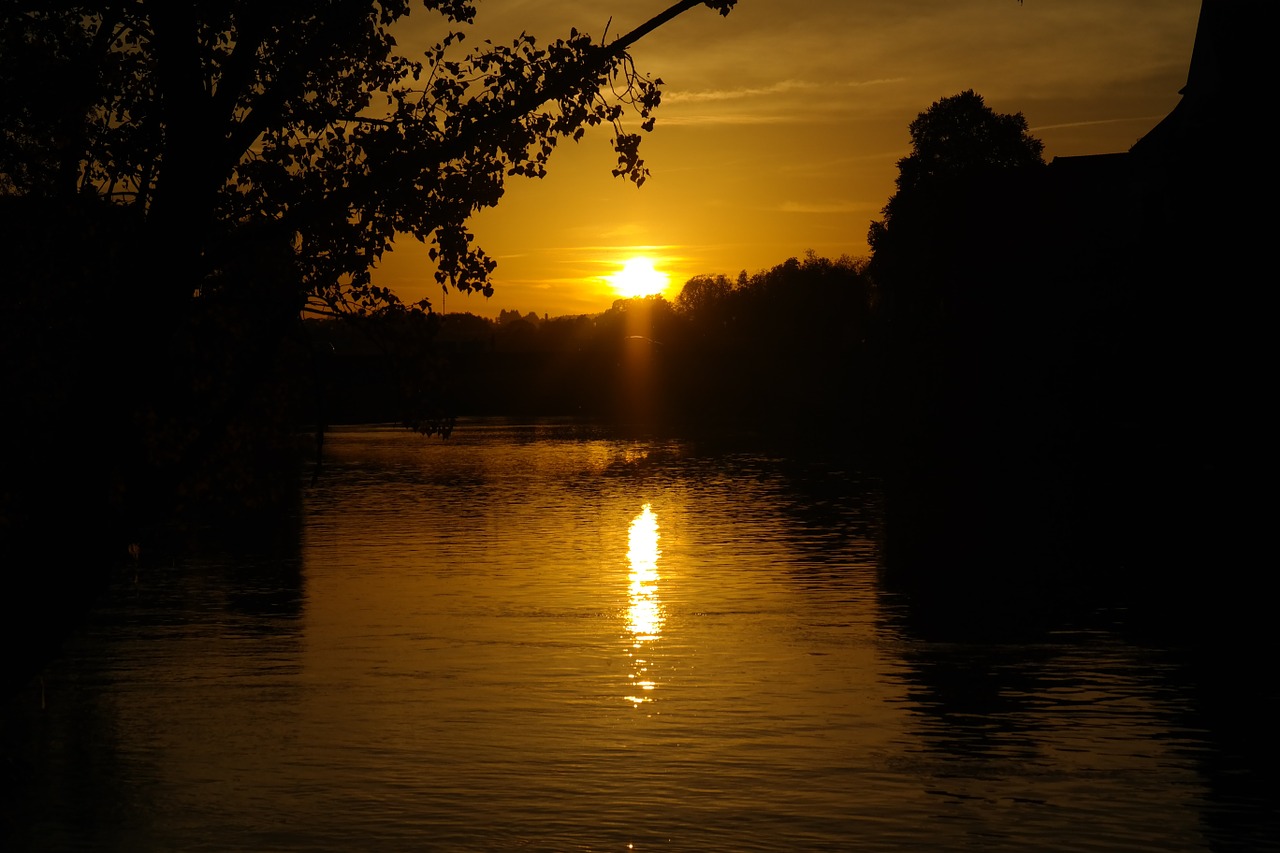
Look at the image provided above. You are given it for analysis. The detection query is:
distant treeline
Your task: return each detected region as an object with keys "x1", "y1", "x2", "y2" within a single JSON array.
[{"x1": 301, "y1": 251, "x2": 874, "y2": 442}]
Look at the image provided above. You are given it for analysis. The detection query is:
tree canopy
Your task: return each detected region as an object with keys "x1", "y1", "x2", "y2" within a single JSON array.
[
  {"x1": 1, "y1": 0, "x2": 738, "y2": 316},
  {"x1": 868, "y1": 89, "x2": 1044, "y2": 255},
  {"x1": 896, "y1": 89, "x2": 1043, "y2": 190}
]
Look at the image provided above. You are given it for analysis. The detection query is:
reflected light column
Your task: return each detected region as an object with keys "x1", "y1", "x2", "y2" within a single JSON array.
[
  {"x1": 620, "y1": 300, "x2": 659, "y2": 425},
  {"x1": 625, "y1": 503, "x2": 664, "y2": 706}
]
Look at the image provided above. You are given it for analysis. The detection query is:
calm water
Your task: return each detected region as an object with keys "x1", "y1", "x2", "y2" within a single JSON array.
[{"x1": 3, "y1": 422, "x2": 1274, "y2": 851}]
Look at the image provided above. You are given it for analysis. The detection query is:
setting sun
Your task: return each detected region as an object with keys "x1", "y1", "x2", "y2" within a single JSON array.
[{"x1": 608, "y1": 257, "x2": 670, "y2": 299}]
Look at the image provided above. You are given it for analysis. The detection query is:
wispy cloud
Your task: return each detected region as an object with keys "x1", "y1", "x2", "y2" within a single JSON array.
[
  {"x1": 652, "y1": 75, "x2": 915, "y2": 128},
  {"x1": 664, "y1": 79, "x2": 821, "y2": 104},
  {"x1": 779, "y1": 201, "x2": 872, "y2": 215},
  {"x1": 655, "y1": 112, "x2": 794, "y2": 127},
  {"x1": 663, "y1": 77, "x2": 906, "y2": 110},
  {"x1": 1032, "y1": 115, "x2": 1167, "y2": 132}
]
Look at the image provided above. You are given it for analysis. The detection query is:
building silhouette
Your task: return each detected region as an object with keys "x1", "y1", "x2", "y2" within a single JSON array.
[{"x1": 880, "y1": 0, "x2": 1272, "y2": 626}]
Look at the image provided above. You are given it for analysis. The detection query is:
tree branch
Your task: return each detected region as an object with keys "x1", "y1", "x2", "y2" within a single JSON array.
[{"x1": 419, "y1": 0, "x2": 734, "y2": 175}]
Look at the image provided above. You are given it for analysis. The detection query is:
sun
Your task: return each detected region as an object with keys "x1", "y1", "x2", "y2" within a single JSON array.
[{"x1": 608, "y1": 257, "x2": 670, "y2": 299}]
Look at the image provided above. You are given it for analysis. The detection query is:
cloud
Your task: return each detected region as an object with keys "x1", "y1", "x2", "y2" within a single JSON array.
[
  {"x1": 779, "y1": 201, "x2": 871, "y2": 215},
  {"x1": 654, "y1": 112, "x2": 794, "y2": 127},
  {"x1": 663, "y1": 79, "x2": 822, "y2": 104},
  {"x1": 1032, "y1": 115, "x2": 1167, "y2": 132},
  {"x1": 658, "y1": 77, "x2": 910, "y2": 126}
]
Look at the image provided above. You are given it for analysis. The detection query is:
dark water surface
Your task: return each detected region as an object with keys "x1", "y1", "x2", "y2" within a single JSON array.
[{"x1": 3, "y1": 422, "x2": 1274, "y2": 851}]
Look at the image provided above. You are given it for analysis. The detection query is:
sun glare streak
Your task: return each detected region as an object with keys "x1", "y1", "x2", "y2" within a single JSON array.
[
  {"x1": 608, "y1": 257, "x2": 670, "y2": 299},
  {"x1": 625, "y1": 503, "x2": 664, "y2": 706}
]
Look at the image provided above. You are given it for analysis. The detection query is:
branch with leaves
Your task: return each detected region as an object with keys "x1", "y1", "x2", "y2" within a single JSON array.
[{"x1": 1, "y1": 0, "x2": 739, "y2": 317}]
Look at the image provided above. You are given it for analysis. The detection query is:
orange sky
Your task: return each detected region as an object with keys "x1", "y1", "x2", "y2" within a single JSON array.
[{"x1": 374, "y1": 0, "x2": 1202, "y2": 318}]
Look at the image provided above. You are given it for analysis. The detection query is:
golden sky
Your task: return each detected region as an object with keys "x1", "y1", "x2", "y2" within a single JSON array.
[{"x1": 375, "y1": 0, "x2": 1202, "y2": 318}]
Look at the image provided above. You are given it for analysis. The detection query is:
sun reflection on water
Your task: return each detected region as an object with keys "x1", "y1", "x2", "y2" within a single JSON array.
[{"x1": 625, "y1": 503, "x2": 663, "y2": 706}]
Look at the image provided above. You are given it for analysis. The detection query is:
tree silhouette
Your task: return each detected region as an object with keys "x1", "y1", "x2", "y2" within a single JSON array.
[
  {"x1": 865, "y1": 90, "x2": 1046, "y2": 335},
  {"x1": 674, "y1": 273, "x2": 734, "y2": 319},
  {"x1": 869, "y1": 90, "x2": 1044, "y2": 260},
  {"x1": 865, "y1": 91, "x2": 1056, "y2": 587},
  {"x1": 2, "y1": 0, "x2": 737, "y2": 316},
  {"x1": 0, "y1": 0, "x2": 739, "y2": 447},
  {"x1": 667, "y1": 254, "x2": 870, "y2": 435}
]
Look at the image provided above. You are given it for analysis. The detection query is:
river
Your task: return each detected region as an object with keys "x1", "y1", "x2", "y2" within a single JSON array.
[{"x1": 2, "y1": 421, "x2": 1273, "y2": 851}]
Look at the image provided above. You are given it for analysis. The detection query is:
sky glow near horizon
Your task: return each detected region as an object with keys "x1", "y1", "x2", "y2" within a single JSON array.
[{"x1": 375, "y1": 0, "x2": 1202, "y2": 318}]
